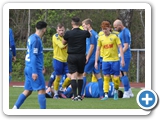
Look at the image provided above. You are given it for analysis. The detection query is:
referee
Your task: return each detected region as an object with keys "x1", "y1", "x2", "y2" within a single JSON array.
[{"x1": 63, "y1": 17, "x2": 91, "y2": 101}]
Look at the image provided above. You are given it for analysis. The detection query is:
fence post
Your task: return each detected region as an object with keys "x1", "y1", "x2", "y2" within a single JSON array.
[{"x1": 137, "y1": 50, "x2": 140, "y2": 83}]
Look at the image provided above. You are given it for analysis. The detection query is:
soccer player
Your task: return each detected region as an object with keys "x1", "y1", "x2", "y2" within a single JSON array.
[
  {"x1": 12, "y1": 21, "x2": 47, "y2": 109},
  {"x1": 63, "y1": 17, "x2": 91, "y2": 101},
  {"x1": 85, "y1": 81, "x2": 123, "y2": 98},
  {"x1": 52, "y1": 23, "x2": 71, "y2": 99},
  {"x1": 113, "y1": 19, "x2": 134, "y2": 98},
  {"x1": 81, "y1": 18, "x2": 103, "y2": 99},
  {"x1": 95, "y1": 21, "x2": 125, "y2": 100},
  {"x1": 9, "y1": 28, "x2": 16, "y2": 82}
]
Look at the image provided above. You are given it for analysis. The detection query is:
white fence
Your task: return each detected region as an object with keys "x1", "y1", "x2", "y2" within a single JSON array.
[{"x1": 16, "y1": 48, "x2": 145, "y2": 83}]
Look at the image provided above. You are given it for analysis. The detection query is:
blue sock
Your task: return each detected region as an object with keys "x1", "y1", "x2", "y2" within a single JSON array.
[
  {"x1": 98, "y1": 78, "x2": 104, "y2": 97},
  {"x1": 14, "y1": 93, "x2": 26, "y2": 109},
  {"x1": 120, "y1": 76, "x2": 130, "y2": 91},
  {"x1": 38, "y1": 94, "x2": 46, "y2": 109},
  {"x1": 63, "y1": 87, "x2": 72, "y2": 96},
  {"x1": 9, "y1": 75, "x2": 11, "y2": 83},
  {"x1": 81, "y1": 77, "x2": 87, "y2": 96}
]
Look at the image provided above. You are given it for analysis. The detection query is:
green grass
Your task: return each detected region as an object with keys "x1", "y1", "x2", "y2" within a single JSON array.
[{"x1": 9, "y1": 87, "x2": 141, "y2": 109}]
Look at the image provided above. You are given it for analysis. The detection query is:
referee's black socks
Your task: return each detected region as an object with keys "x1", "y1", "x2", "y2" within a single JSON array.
[
  {"x1": 71, "y1": 80, "x2": 77, "y2": 97},
  {"x1": 78, "y1": 79, "x2": 83, "y2": 96}
]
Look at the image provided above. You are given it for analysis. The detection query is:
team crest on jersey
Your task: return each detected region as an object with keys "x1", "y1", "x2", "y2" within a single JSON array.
[{"x1": 110, "y1": 38, "x2": 113, "y2": 41}]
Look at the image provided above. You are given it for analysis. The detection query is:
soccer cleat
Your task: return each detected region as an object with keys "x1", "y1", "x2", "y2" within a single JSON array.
[
  {"x1": 12, "y1": 105, "x2": 17, "y2": 109},
  {"x1": 99, "y1": 96, "x2": 104, "y2": 99},
  {"x1": 128, "y1": 88, "x2": 134, "y2": 97},
  {"x1": 77, "y1": 95, "x2": 82, "y2": 101},
  {"x1": 123, "y1": 92, "x2": 130, "y2": 98},
  {"x1": 114, "y1": 92, "x2": 118, "y2": 100},
  {"x1": 53, "y1": 95, "x2": 59, "y2": 99},
  {"x1": 59, "y1": 93, "x2": 67, "y2": 99},
  {"x1": 72, "y1": 97, "x2": 78, "y2": 101},
  {"x1": 101, "y1": 96, "x2": 108, "y2": 100}
]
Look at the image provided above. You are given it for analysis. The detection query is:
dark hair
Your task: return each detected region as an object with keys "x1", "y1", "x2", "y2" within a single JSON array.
[
  {"x1": 36, "y1": 21, "x2": 47, "y2": 29},
  {"x1": 72, "y1": 17, "x2": 80, "y2": 25},
  {"x1": 118, "y1": 90, "x2": 124, "y2": 98}
]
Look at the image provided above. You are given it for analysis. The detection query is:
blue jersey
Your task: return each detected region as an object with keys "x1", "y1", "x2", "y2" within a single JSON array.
[
  {"x1": 9, "y1": 28, "x2": 16, "y2": 56},
  {"x1": 85, "y1": 82, "x2": 114, "y2": 98},
  {"x1": 25, "y1": 34, "x2": 44, "y2": 74},
  {"x1": 86, "y1": 29, "x2": 98, "y2": 60},
  {"x1": 118, "y1": 28, "x2": 132, "y2": 58}
]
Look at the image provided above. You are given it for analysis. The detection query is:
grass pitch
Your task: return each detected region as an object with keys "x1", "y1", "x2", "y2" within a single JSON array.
[{"x1": 9, "y1": 87, "x2": 141, "y2": 109}]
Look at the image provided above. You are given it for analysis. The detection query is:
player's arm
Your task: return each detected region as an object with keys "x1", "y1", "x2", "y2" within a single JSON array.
[
  {"x1": 118, "y1": 44, "x2": 125, "y2": 67},
  {"x1": 95, "y1": 46, "x2": 100, "y2": 70},
  {"x1": 53, "y1": 36, "x2": 67, "y2": 49},
  {"x1": 31, "y1": 39, "x2": 39, "y2": 80},
  {"x1": 9, "y1": 28, "x2": 16, "y2": 62},
  {"x1": 86, "y1": 44, "x2": 94, "y2": 63},
  {"x1": 122, "y1": 31, "x2": 130, "y2": 53}
]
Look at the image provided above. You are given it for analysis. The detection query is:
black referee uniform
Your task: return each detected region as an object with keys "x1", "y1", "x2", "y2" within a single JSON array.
[{"x1": 63, "y1": 27, "x2": 90, "y2": 100}]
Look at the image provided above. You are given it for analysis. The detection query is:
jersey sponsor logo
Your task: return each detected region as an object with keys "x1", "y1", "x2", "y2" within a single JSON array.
[
  {"x1": 33, "y1": 48, "x2": 38, "y2": 53},
  {"x1": 103, "y1": 44, "x2": 113, "y2": 49}
]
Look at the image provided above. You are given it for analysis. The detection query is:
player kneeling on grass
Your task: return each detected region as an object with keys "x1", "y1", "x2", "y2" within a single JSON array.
[{"x1": 85, "y1": 81, "x2": 123, "y2": 98}]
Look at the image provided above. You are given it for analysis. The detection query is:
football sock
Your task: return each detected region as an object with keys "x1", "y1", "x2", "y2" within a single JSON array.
[
  {"x1": 47, "y1": 72, "x2": 56, "y2": 87},
  {"x1": 112, "y1": 76, "x2": 120, "y2": 90},
  {"x1": 9, "y1": 75, "x2": 12, "y2": 83},
  {"x1": 14, "y1": 93, "x2": 26, "y2": 109},
  {"x1": 91, "y1": 74, "x2": 97, "y2": 82},
  {"x1": 81, "y1": 77, "x2": 86, "y2": 96},
  {"x1": 103, "y1": 76, "x2": 110, "y2": 93},
  {"x1": 78, "y1": 79, "x2": 83, "y2": 96},
  {"x1": 54, "y1": 76, "x2": 61, "y2": 91},
  {"x1": 38, "y1": 94, "x2": 46, "y2": 109},
  {"x1": 62, "y1": 77, "x2": 71, "y2": 88},
  {"x1": 98, "y1": 78, "x2": 103, "y2": 97},
  {"x1": 120, "y1": 75, "x2": 130, "y2": 91},
  {"x1": 71, "y1": 80, "x2": 77, "y2": 97}
]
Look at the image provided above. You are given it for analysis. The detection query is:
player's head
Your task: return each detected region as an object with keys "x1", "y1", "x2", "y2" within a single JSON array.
[
  {"x1": 71, "y1": 17, "x2": 80, "y2": 26},
  {"x1": 82, "y1": 18, "x2": 92, "y2": 30},
  {"x1": 113, "y1": 19, "x2": 123, "y2": 32},
  {"x1": 101, "y1": 21, "x2": 111, "y2": 35},
  {"x1": 35, "y1": 21, "x2": 47, "y2": 36},
  {"x1": 118, "y1": 90, "x2": 123, "y2": 98},
  {"x1": 56, "y1": 23, "x2": 65, "y2": 37}
]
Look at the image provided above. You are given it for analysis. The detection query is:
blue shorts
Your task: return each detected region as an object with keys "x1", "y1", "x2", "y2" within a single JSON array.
[
  {"x1": 120, "y1": 57, "x2": 131, "y2": 72},
  {"x1": 84, "y1": 59, "x2": 100, "y2": 74},
  {"x1": 9, "y1": 51, "x2": 12, "y2": 73},
  {"x1": 102, "y1": 61, "x2": 120, "y2": 76},
  {"x1": 99, "y1": 57, "x2": 103, "y2": 70},
  {"x1": 24, "y1": 66, "x2": 45, "y2": 91},
  {"x1": 53, "y1": 59, "x2": 69, "y2": 75}
]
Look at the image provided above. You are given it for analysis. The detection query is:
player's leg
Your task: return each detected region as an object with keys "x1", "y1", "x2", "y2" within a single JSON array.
[
  {"x1": 12, "y1": 67, "x2": 32, "y2": 109},
  {"x1": 9, "y1": 51, "x2": 12, "y2": 82},
  {"x1": 101, "y1": 62, "x2": 110, "y2": 100},
  {"x1": 120, "y1": 58, "x2": 134, "y2": 98},
  {"x1": 112, "y1": 61, "x2": 121, "y2": 100},
  {"x1": 53, "y1": 59, "x2": 63, "y2": 99},
  {"x1": 33, "y1": 70, "x2": 46, "y2": 109}
]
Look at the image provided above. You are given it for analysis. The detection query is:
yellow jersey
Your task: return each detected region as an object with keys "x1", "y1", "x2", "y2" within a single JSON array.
[
  {"x1": 52, "y1": 33, "x2": 68, "y2": 62},
  {"x1": 97, "y1": 33, "x2": 121, "y2": 62},
  {"x1": 98, "y1": 30, "x2": 119, "y2": 58},
  {"x1": 98, "y1": 31, "x2": 105, "y2": 57}
]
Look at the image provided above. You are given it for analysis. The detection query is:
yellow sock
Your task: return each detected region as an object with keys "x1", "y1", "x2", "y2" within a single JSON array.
[
  {"x1": 62, "y1": 77, "x2": 71, "y2": 88},
  {"x1": 91, "y1": 74, "x2": 97, "y2": 82},
  {"x1": 112, "y1": 76, "x2": 120, "y2": 90},
  {"x1": 103, "y1": 76, "x2": 110, "y2": 93},
  {"x1": 53, "y1": 76, "x2": 61, "y2": 91}
]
